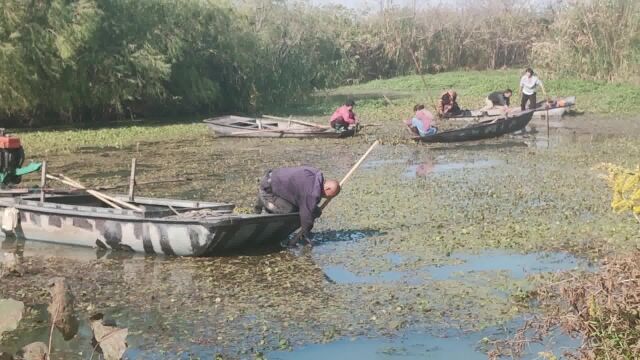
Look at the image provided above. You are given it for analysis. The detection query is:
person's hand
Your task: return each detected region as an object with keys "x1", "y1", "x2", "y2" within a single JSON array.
[{"x1": 288, "y1": 230, "x2": 307, "y2": 248}]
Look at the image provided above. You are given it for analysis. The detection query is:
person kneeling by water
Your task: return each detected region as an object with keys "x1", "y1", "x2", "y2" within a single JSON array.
[
  {"x1": 405, "y1": 104, "x2": 437, "y2": 137},
  {"x1": 254, "y1": 166, "x2": 341, "y2": 247},
  {"x1": 329, "y1": 99, "x2": 358, "y2": 132}
]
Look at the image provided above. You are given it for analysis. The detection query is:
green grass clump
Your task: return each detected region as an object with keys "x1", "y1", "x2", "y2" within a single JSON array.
[{"x1": 16, "y1": 123, "x2": 207, "y2": 155}]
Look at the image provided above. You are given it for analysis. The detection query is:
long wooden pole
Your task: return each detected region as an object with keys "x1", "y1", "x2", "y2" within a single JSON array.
[
  {"x1": 321, "y1": 140, "x2": 380, "y2": 210},
  {"x1": 289, "y1": 140, "x2": 379, "y2": 246},
  {"x1": 263, "y1": 115, "x2": 331, "y2": 129},
  {"x1": 58, "y1": 174, "x2": 143, "y2": 212},
  {"x1": 46, "y1": 174, "x2": 122, "y2": 210}
]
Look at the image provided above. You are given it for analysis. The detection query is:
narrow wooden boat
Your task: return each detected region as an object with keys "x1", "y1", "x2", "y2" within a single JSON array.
[
  {"x1": 415, "y1": 110, "x2": 534, "y2": 143},
  {"x1": 0, "y1": 193, "x2": 300, "y2": 256},
  {"x1": 203, "y1": 115, "x2": 355, "y2": 138},
  {"x1": 442, "y1": 96, "x2": 576, "y2": 123}
]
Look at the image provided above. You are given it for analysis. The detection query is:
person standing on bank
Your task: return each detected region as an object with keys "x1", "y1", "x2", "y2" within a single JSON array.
[
  {"x1": 254, "y1": 166, "x2": 341, "y2": 246},
  {"x1": 519, "y1": 68, "x2": 548, "y2": 111}
]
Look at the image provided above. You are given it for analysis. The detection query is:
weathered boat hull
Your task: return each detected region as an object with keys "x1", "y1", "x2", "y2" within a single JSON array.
[
  {"x1": 442, "y1": 96, "x2": 576, "y2": 123},
  {"x1": 417, "y1": 110, "x2": 534, "y2": 143},
  {"x1": 204, "y1": 115, "x2": 355, "y2": 138},
  {"x1": 0, "y1": 195, "x2": 300, "y2": 256}
]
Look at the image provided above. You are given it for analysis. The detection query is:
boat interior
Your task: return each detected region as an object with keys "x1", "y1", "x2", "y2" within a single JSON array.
[{"x1": 6, "y1": 192, "x2": 235, "y2": 219}]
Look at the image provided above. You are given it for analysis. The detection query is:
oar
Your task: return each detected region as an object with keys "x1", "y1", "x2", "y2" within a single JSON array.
[{"x1": 263, "y1": 115, "x2": 331, "y2": 129}]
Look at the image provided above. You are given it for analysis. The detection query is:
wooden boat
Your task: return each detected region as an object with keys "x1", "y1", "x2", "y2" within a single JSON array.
[
  {"x1": 203, "y1": 115, "x2": 355, "y2": 138},
  {"x1": 415, "y1": 110, "x2": 534, "y2": 143},
  {"x1": 0, "y1": 193, "x2": 300, "y2": 256},
  {"x1": 442, "y1": 96, "x2": 576, "y2": 123}
]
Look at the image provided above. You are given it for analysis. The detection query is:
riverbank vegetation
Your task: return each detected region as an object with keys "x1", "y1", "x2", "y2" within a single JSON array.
[{"x1": 1, "y1": 0, "x2": 638, "y2": 127}]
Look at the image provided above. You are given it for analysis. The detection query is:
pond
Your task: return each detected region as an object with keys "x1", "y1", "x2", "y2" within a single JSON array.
[{"x1": 0, "y1": 114, "x2": 638, "y2": 358}]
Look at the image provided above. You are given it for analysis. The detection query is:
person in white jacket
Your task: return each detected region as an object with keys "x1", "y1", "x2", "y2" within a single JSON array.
[{"x1": 519, "y1": 68, "x2": 548, "y2": 111}]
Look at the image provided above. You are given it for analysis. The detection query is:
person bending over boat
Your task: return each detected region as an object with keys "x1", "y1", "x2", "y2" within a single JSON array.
[
  {"x1": 254, "y1": 166, "x2": 341, "y2": 246},
  {"x1": 330, "y1": 100, "x2": 358, "y2": 132},
  {"x1": 405, "y1": 104, "x2": 437, "y2": 137},
  {"x1": 438, "y1": 90, "x2": 462, "y2": 116},
  {"x1": 519, "y1": 68, "x2": 548, "y2": 111},
  {"x1": 480, "y1": 89, "x2": 513, "y2": 114}
]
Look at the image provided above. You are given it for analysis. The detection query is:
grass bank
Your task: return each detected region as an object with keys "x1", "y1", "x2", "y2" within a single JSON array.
[
  {"x1": 12, "y1": 69, "x2": 640, "y2": 155},
  {"x1": 300, "y1": 69, "x2": 640, "y2": 118}
]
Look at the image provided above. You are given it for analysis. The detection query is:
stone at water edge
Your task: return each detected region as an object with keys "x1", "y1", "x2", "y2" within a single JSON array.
[
  {"x1": 90, "y1": 313, "x2": 128, "y2": 360},
  {"x1": 47, "y1": 277, "x2": 79, "y2": 340},
  {"x1": 1, "y1": 252, "x2": 23, "y2": 277},
  {"x1": 0, "y1": 299, "x2": 24, "y2": 340},
  {"x1": 18, "y1": 342, "x2": 47, "y2": 360}
]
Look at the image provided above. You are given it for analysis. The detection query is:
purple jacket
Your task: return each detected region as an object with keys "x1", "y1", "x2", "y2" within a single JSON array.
[{"x1": 269, "y1": 166, "x2": 324, "y2": 234}]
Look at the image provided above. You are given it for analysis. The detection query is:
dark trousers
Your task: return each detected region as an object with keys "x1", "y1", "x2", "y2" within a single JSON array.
[
  {"x1": 254, "y1": 173, "x2": 296, "y2": 214},
  {"x1": 330, "y1": 117, "x2": 350, "y2": 129},
  {"x1": 521, "y1": 93, "x2": 537, "y2": 111}
]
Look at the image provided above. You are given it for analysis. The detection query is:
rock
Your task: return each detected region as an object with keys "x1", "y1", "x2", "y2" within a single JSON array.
[
  {"x1": 0, "y1": 299, "x2": 24, "y2": 340},
  {"x1": 47, "y1": 277, "x2": 79, "y2": 340},
  {"x1": 18, "y1": 342, "x2": 47, "y2": 360},
  {"x1": 1, "y1": 252, "x2": 23, "y2": 277},
  {"x1": 90, "y1": 313, "x2": 128, "y2": 360}
]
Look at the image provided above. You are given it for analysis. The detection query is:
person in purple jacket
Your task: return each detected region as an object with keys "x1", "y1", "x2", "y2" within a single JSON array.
[{"x1": 254, "y1": 166, "x2": 341, "y2": 246}]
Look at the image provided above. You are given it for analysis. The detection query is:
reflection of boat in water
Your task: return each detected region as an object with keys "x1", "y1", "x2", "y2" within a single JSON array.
[
  {"x1": 0, "y1": 193, "x2": 300, "y2": 256},
  {"x1": 204, "y1": 115, "x2": 355, "y2": 138},
  {"x1": 415, "y1": 110, "x2": 534, "y2": 143}
]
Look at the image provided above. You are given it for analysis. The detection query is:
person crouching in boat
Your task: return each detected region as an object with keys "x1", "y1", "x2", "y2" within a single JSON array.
[
  {"x1": 254, "y1": 166, "x2": 341, "y2": 247},
  {"x1": 480, "y1": 89, "x2": 513, "y2": 114},
  {"x1": 405, "y1": 104, "x2": 437, "y2": 137},
  {"x1": 438, "y1": 90, "x2": 462, "y2": 116},
  {"x1": 330, "y1": 100, "x2": 358, "y2": 132}
]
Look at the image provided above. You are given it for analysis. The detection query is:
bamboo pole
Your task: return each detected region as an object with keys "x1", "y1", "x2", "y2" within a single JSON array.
[
  {"x1": 58, "y1": 174, "x2": 142, "y2": 212},
  {"x1": 263, "y1": 115, "x2": 331, "y2": 129},
  {"x1": 46, "y1": 174, "x2": 122, "y2": 210},
  {"x1": 228, "y1": 128, "x2": 287, "y2": 136},
  {"x1": 291, "y1": 140, "x2": 379, "y2": 246},
  {"x1": 40, "y1": 161, "x2": 47, "y2": 203},
  {"x1": 128, "y1": 158, "x2": 136, "y2": 202},
  {"x1": 322, "y1": 140, "x2": 379, "y2": 206}
]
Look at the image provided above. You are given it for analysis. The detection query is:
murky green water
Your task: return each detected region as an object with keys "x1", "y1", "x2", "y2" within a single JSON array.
[{"x1": 1, "y1": 114, "x2": 639, "y2": 358}]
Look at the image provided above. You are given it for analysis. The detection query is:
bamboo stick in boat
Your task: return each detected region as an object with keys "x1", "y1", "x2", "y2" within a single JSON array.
[
  {"x1": 263, "y1": 115, "x2": 331, "y2": 129},
  {"x1": 46, "y1": 174, "x2": 122, "y2": 210},
  {"x1": 57, "y1": 174, "x2": 143, "y2": 212}
]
